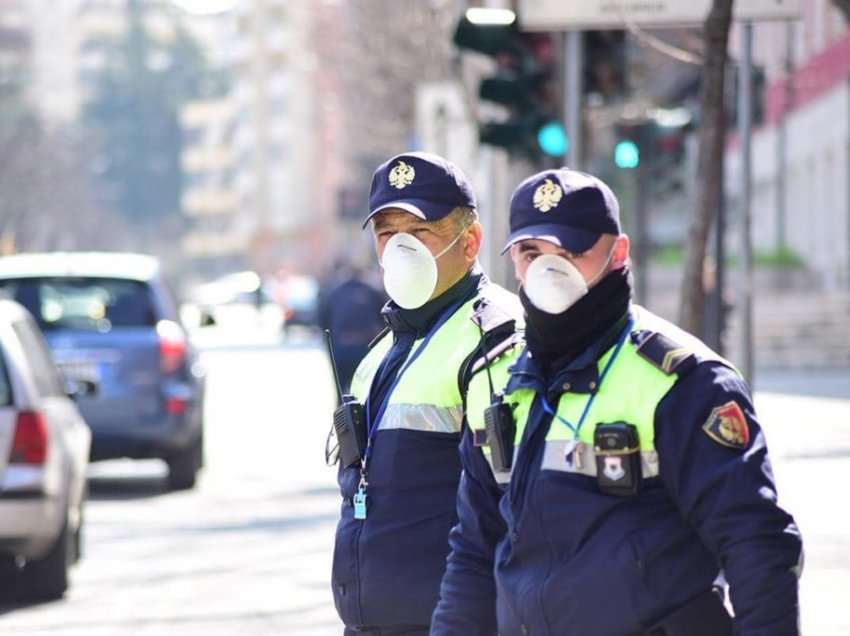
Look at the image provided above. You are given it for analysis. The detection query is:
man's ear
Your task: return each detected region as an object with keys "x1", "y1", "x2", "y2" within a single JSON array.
[
  {"x1": 464, "y1": 222, "x2": 483, "y2": 263},
  {"x1": 612, "y1": 234, "x2": 630, "y2": 269}
]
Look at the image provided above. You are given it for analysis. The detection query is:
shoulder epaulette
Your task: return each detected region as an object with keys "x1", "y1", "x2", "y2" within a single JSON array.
[
  {"x1": 472, "y1": 284, "x2": 524, "y2": 334},
  {"x1": 632, "y1": 329, "x2": 696, "y2": 375},
  {"x1": 469, "y1": 331, "x2": 524, "y2": 376}
]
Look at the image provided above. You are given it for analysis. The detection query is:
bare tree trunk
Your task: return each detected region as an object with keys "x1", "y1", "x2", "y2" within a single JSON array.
[
  {"x1": 678, "y1": 0, "x2": 734, "y2": 335},
  {"x1": 833, "y1": 0, "x2": 850, "y2": 23}
]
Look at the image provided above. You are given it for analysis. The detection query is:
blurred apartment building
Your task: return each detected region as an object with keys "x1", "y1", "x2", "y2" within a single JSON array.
[
  {"x1": 0, "y1": 0, "x2": 79, "y2": 121},
  {"x1": 728, "y1": 1, "x2": 850, "y2": 288},
  {"x1": 179, "y1": 1, "x2": 326, "y2": 274},
  {"x1": 0, "y1": 1, "x2": 30, "y2": 100},
  {"x1": 1, "y1": 0, "x2": 339, "y2": 275}
]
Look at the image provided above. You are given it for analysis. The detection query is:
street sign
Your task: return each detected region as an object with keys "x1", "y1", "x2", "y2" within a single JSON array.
[{"x1": 519, "y1": 0, "x2": 801, "y2": 31}]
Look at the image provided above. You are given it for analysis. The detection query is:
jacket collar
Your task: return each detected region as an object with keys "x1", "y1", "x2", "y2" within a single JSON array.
[
  {"x1": 381, "y1": 266, "x2": 483, "y2": 337},
  {"x1": 506, "y1": 310, "x2": 632, "y2": 397}
]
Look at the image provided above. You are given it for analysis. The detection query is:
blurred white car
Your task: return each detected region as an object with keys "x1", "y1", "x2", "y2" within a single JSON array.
[
  {"x1": 0, "y1": 299, "x2": 91, "y2": 600},
  {"x1": 184, "y1": 271, "x2": 283, "y2": 332}
]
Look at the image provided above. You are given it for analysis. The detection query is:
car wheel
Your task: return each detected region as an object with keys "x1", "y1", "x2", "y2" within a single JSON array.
[
  {"x1": 166, "y1": 433, "x2": 203, "y2": 491},
  {"x1": 0, "y1": 555, "x2": 19, "y2": 600},
  {"x1": 73, "y1": 499, "x2": 85, "y2": 564},
  {"x1": 18, "y1": 518, "x2": 72, "y2": 601}
]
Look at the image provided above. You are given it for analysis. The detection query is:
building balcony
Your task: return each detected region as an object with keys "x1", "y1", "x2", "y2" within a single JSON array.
[{"x1": 181, "y1": 190, "x2": 239, "y2": 217}]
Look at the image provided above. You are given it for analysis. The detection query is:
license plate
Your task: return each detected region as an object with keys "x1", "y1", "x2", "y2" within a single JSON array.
[{"x1": 58, "y1": 361, "x2": 101, "y2": 383}]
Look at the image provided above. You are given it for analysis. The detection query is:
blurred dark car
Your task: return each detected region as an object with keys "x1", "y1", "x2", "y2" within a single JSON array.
[{"x1": 0, "y1": 253, "x2": 206, "y2": 490}]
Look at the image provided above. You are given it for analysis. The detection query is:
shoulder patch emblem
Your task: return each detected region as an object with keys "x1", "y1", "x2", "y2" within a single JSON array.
[
  {"x1": 702, "y1": 401, "x2": 750, "y2": 449},
  {"x1": 634, "y1": 331, "x2": 694, "y2": 374}
]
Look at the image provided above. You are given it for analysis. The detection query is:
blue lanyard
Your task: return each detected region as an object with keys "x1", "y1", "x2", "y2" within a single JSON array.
[
  {"x1": 541, "y1": 318, "x2": 633, "y2": 438},
  {"x1": 362, "y1": 298, "x2": 468, "y2": 467}
]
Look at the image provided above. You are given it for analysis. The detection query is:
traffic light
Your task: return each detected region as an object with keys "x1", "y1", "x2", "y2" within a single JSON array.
[
  {"x1": 584, "y1": 30, "x2": 627, "y2": 102},
  {"x1": 614, "y1": 108, "x2": 692, "y2": 194},
  {"x1": 614, "y1": 139, "x2": 639, "y2": 169},
  {"x1": 453, "y1": 9, "x2": 564, "y2": 161}
]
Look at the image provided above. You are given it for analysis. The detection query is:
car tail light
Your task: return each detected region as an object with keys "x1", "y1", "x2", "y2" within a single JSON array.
[
  {"x1": 157, "y1": 320, "x2": 187, "y2": 375},
  {"x1": 10, "y1": 411, "x2": 48, "y2": 465},
  {"x1": 165, "y1": 397, "x2": 188, "y2": 415}
]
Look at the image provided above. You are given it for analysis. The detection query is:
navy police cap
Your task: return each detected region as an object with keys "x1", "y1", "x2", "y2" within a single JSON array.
[
  {"x1": 503, "y1": 168, "x2": 621, "y2": 254},
  {"x1": 364, "y1": 151, "x2": 476, "y2": 228}
]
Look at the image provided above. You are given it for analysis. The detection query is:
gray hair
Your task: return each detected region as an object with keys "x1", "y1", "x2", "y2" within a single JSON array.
[{"x1": 449, "y1": 206, "x2": 478, "y2": 232}]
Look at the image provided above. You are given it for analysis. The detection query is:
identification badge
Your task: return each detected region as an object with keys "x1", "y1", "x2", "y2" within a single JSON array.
[
  {"x1": 564, "y1": 439, "x2": 584, "y2": 470},
  {"x1": 353, "y1": 487, "x2": 368, "y2": 520}
]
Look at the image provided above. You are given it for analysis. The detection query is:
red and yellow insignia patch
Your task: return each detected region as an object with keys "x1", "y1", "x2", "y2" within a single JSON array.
[{"x1": 702, "y1": 401, "x2": 750, "y2": 449}]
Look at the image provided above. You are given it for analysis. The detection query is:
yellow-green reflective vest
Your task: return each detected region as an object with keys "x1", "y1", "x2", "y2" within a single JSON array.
[
  {"x1": 466, "y1": 306, "x2": 735, "y2": 482},
  {"x1": 350, "y1": 283, "x2": 521, "y2": 435}
]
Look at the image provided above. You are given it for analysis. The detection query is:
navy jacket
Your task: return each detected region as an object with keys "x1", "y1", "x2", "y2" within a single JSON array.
[
  {"x1": 332, "y1": 272, "x2": 485, "y2": 630},
  {"x1": 432, "y1": 309, "x2": 802, "y2": 636}
]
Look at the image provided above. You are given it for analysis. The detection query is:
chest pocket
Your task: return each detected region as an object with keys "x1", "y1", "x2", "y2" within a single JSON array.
[
  {"x1": 539, "y1": 421, "x2": 660, "y2": 480},
  {"x1": 536, "y1": 335, "x2": 677, "y2": 479}
]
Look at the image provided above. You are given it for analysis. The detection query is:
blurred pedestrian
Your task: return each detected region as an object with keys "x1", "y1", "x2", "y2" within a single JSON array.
[
  {"x1": 432, "y1": 168, "x2": 803, "y2": 636},
  {"x1": 330, "y1": 152, "x2": 522, "y2": 636},
  {"x1": 318, "y1": 264, "x2": 386, "y2": 392}
]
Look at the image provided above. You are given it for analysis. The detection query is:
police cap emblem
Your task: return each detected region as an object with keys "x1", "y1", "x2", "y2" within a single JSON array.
[
  {"x1": 702, "y1": 401, "x2": 750, "y2": 449},
  {"x1": 532, "y1": 178, "x2": 563, "y2": 213},
  {"x1": 388, "y1": 161, "x2": 415, "y2": 189}
]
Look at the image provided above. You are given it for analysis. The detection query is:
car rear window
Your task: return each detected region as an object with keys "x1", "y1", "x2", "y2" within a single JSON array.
[
  {"x1": 0, "y1": 345, "x2": 12, "y2": 406},
  {"x1": 12, "y1": 319, "x2": 65, "y2": 398},
  {"x1": 0, "y1": 277, "x2": 157, "y2": 332}
]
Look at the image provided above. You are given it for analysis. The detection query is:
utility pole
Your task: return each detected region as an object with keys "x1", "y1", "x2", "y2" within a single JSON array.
[
  {"x1": 564, "y1": 30, "x2": 583, "y2": 168},
  {"x1": 738, "y1": 22, "x2": 755, "y2": 383},
  {"x1": 776, "y1": 21, "x2": 795, "y2": 251}
]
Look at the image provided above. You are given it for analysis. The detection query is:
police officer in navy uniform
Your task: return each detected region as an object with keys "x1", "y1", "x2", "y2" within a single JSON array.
[
  {"x1": 431, "y1": 168, "x2": 803, "y2": 636},
  {"x1": 331, "y1": 152, "x2": 521, "y2": 635}
]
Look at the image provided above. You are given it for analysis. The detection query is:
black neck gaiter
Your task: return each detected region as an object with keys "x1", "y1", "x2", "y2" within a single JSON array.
[{"x1": 521, "y1": 267, "x2": 632, "y2": 370}]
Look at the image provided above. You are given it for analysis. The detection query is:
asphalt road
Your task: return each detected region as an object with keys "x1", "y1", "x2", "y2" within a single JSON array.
[{"x1": 0, "y1": 329, "x2": 847, "y2": 635}]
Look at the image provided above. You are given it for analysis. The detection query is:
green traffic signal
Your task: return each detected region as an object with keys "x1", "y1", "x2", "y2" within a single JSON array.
[
  {"x1": 537, "y1": 121, "x2": 568, "y2": 157},
  {"x1": 614, "y1": 140, "x2": 640, "y2": 169}
]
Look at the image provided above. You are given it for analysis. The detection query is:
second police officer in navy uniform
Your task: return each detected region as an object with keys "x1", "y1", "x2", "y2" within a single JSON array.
[
  {"x1": 430, "y1": 168, "x2": 803, "y2": 636},
  {"x1": 331, "y1": 152, "x2": 522, "y2": 635}
]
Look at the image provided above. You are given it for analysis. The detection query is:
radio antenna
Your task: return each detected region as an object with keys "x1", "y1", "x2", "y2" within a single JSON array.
[
  {"x1": 324, "y1": 329, "x2": 345, "y2": 405},
  {"x1": 476, "y1": 317, "x2": 498, "y2": 403}
]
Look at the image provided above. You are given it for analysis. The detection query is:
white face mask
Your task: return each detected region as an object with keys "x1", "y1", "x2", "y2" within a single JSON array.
[
  {"x1": 523, "y1": 245, "x2": 615, "y2": 315},
  {"x1": 381, "y1": 230, "x2": 464, "y2": 309}
]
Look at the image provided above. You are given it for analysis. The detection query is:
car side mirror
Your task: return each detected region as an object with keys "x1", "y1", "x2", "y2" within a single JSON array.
[{"x1": 66, "y1": 378, "x2": 98, "y2": 400}]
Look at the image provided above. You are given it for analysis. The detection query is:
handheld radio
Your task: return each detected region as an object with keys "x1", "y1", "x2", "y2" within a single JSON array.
[
  {"x1": 324, "y1": 330, "x2": 366, "y2": 468},
  {"x1": 477, "y1": 322, "x2": 515, "y2": 473}
]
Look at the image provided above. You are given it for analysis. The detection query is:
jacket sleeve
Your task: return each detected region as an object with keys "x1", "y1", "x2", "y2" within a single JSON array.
[
  {"x1": 655, "y1": 362, "x2": 803, "y2": 636},
  {"x1": 430, "y1": 428, "x2": 505, "y2": 636}
]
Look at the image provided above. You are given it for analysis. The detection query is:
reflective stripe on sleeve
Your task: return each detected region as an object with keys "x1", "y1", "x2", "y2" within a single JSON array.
[{"x1": 378, "y1": 403, "x2": 463, "y2": 434}]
